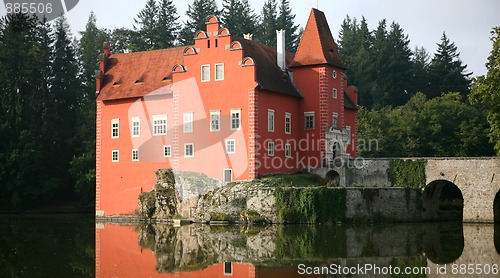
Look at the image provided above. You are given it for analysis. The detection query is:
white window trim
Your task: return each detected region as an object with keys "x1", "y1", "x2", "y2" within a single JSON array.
[
  {"x1": 201, "y1": 64, "x2": 210, "y2": 82},
  {"x1": 230, "y1": 108, "x2": 242, "y2": 131},
  {"x1": 268, "y1": 109, "x2": 275, "y2": 132},
  {"x1": 304, "y1": 112, "x2": 315, "y2": 130},
  {"x1": 152, "y1": 114, "x2": 168, "y2": 136},
  {"x1": 223, "y1": 169, "x2": 233, "y2": 183},
  {"x1": 132, "y1": 149, "x2": 139, "y2": 161},
  {"x1": 215, "y1": 63, "x2": 224, "y2": 81},
  {"x1": 225, "y1": 139, "x2": 236, "y2": 154},
  {"x1": 111, "y1": 118, "x2": 119, "y2": 138},
  {"x1": 131, "y1": 117, "x2": 140, "y2": 137},
  {"x1": 332, "y1": 88, "x2": 338, "y2": 99},
  {"x1": 184, "y1": 143, "x2": 194, "y2": 158},
  {"x1": 112, "y1": 150, "x2": 119, "y2": 162},
  {"x1": 285, "y1": 143, "x2": 291, "y2": 157},
  {"x1": 268, "y1": 141, "x2": 275, "y2": 156},
  {"x1": 210, "y1": 110, "x2": 220, "y2": 132},
  {"x1": 163, "y1": 145, "x2": 172, "y2": 158},
  {"x1": 285, "y1": 112, "x2": 291, "y2": 134},
  {"x1": 223, "y1": 262, "x2": 233, "y2": 275},
  {"x1": 183, "y1": 112, "x2": 194, "y2": 133}
]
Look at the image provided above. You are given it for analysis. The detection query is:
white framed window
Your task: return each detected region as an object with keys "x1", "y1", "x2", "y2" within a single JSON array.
[
  {"x1": 153, "y1": 115, "x2": 167, "y2": 135},
  {"x1": 225, "y1": 139, "x2": 236, "y2": 154},
  {"x1": 230, "y1": 109, "x2": 241, "y2": 130},
  {"x1": 184, "y1": 143, "x2": 194, "y2": 158},
  {"x1": 111, "y1": 119, "x2": 119, "y2": 138},
  {"x1": 131, "y1": 117, "x2": 140, "y2": 137},
  {"x1": 201, "y1": 64, "x2": 210, "y2": 82},
  {"x1": 210, "y1": 110, "x2": 220, "y2": 132},
  {"x1": 163, "y1": 145, "x2": 172, "y2": 158},
  {"x1": 223, "y1": 169, "x2": 232, "y2": 183},
  {"x1": 332, "y1": 88, "x2": 338, "y2": 99},
  {"x1": 285, "y1": 112, "x2": 291, "y2": 134},
  {"x1": 268, "y1": 141, "x2": 275, "y2": 156},
  {"x1": 112, "y1": 150, "x2": 119, "y2": 162},
  {"x1": 285, "y1": 143, "x2": 291, "y2": 157},
  {"x1": 304, "y1": 112, "x2": 315, "y2": 130},
  {"x1": 132, "y1": 149, "x2": 139, "y2": 161},
  {"x1": 183, "y1": 112, "x2": 194, "y2": 133},
  {"x1": 346, "y1": 126, "x2": 351, "y2": 144},
  {"x1": 332, "y1": 113, "x2": 339, "y2": 129},
  {"x1": 215, "y1": 63, "x2": 224, "y2": 81},
  {"x1": 268, "y1": 109, "x2": 275, "y2": 132}
]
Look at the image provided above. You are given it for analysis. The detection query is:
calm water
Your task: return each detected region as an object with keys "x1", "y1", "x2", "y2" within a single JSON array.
[{"x1": 2, "y1": 217, "x2": 500, "y2": 277}]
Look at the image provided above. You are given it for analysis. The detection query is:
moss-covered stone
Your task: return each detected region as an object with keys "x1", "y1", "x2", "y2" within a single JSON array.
[
  {"x1": 274, "y1": 187, "x2": 347, "y2": 223},
  {"x1": 388, "y1": 159, "x2": 427, "y2": 188}
]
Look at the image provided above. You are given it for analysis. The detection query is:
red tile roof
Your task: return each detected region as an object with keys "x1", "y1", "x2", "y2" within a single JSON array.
[
  {"x1": 290, "y1": 9, "x2": 346, "y2": 69},
  {"x1": 98, "y1": 47, "x2": 184, "y2": 101},
  {"x1": 237, "y1": 38, "x2": 302, "y2": 98}
]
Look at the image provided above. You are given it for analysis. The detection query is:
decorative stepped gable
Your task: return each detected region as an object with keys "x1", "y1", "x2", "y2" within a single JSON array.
[{"x1": 289, "y1": 8, "x2": 346, "y2": 69}]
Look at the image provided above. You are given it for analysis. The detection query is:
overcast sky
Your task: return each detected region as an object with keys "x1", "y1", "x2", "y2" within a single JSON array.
[{"x1": 1, "y1": 0, "x2": 499, "y2": 77}]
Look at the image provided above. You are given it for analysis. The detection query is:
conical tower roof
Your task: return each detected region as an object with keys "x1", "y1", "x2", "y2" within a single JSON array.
[{"x1": 290, "y1": 9, "x2": 346, "y2": 69}]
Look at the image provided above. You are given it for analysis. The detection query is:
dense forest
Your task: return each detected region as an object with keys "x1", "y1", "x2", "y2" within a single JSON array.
[{"x1": 0, "y1": 0, "x2": 497, "y2": 212}]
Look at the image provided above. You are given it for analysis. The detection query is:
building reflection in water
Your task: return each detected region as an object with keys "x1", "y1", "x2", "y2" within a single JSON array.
[{"x1": 95, "y1": 222, "x2": 500, "y2": 278}]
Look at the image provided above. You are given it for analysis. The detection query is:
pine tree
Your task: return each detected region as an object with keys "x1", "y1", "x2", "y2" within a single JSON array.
[
  {"x1": 78, "y1": 12, "x2": 108, "y2": 96},
  {"x1": 221, "y1": 0, "x2": 240, "y2": 34},
  {"x1": 384, "y1": 22, "x2": 413, "y2": 106},
  {"x1": 428, "y1": 32, "x2": 472, "y2": 99},
  {"x1": 179, "y1": 0, "x2": 220, "y2": 45},
  {"x1": 370, "y1": 19, "x2": 391, "y2": 108},
  {"x1": 133, "y1": 0, "x2": 158, "y2": 50},
  {"x1": 156, "y1": 0, "x2": 181, "y2": 48},
  {"x1": 277, "y1": 0, "x2": 299, "y2": 51},
  {"x1": 411, "y1": 46, "x2": 431, "y2": 95},
  {"x1": 221, "y1": 0, "x2": 258, "y2": 37},
  {"x1": 258, "y1": 0, "x2": 278, "y2": 46},
  {"x1": 47, "y1": 16, "x2": 81, "y2": 193},
  {"x1": 74, "y1": 12, "x2": 108, "y2": 209},
  {"x1": 0, "y1": 13, "x2": 52, "y2": 211}
]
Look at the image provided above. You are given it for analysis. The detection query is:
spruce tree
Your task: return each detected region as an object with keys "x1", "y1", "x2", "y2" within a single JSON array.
[
  {"x1": 78, "y1": 12, "x2": 108, "y2": 96},
  {"x1": 428, "y1": 32, "x2": 472, "y2": 99},
  {"x1": 370, "y1": 19, "x2": 391, "y2": 108},
  {"x1": 156, "y1": 0, "x2": 181, "y2": 48},
  {"x1": 47, "y1": 16, "x2": 81, "y2": 193},
  {"x1": 221, "y1": 0, "x2": 258, "y2": 37},
  {"x1": 258, "y1": 0, "x2": 278, "y2": 46},
  {"x1": 221, "y1": 0, "x2": 240, "y2": 34},
  {"x1": 277, "y1": 0, "x2": 299, "y2": 51},
  {"x1": 133, "y1": 0, "x2": 158, "y2": 50},
  {"x1": 0, "y1": 13, "x2": 51, "y2": 210},
  {"x1": 411, "y1": 46, "x2": 431, "y2": 95},
  {"x1": 384, "y1": 22, "x2": 413, "y2": 106},
  {"x1": 74, "y1": 12, "x2": 108, "y2": 208},
  {"x1": 179, "y1": 0, "x2": 220, "y2": 45}
]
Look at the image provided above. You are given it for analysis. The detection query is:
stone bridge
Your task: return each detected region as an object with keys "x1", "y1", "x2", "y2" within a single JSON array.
[{"x1": 314, "y1": 157, "x2": 500, "y2": 223}]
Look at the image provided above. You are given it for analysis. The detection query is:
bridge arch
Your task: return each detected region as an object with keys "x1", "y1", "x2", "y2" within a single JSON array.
[
  {"x1": 423, "y1": 180, "x2": 464, "y2": 221},
  {"x1": 325, "y1": 170, "x2": 340, "y2": 186}
]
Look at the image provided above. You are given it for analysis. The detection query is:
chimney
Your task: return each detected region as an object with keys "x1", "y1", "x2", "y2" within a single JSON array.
[
  {"x1": 276, "y1": 29, "x2": 286, "y2": 72},
  {"x1": 96, "y1": 42, "x2": 111, "y2": 96}
]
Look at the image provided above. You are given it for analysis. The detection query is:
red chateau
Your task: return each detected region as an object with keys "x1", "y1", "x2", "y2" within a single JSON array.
[{"x1": 96, "y1": 9, "x2": 359, "y2": 216}]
